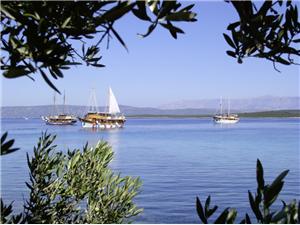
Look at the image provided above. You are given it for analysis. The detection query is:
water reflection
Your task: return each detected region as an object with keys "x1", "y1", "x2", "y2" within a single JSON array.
[
  {"x1": 107, "y1": 129, "x2": 121, "y2": 149},
  {"x1": 1, "y1": 118, "x2": 299, "y2": 223}
]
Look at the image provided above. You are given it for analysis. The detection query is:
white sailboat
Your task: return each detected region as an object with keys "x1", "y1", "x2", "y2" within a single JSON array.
[
  {"x1": 213, "y1": 97, "x2": 239, "y2": 124},
  {"x1": 79, "y1": 87, "x2": 126, "y2": 129}
]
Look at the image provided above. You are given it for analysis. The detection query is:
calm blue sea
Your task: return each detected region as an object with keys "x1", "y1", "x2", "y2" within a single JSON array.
[{"x1": 1, "y1": 118, "x2": 299, "y2": 223}]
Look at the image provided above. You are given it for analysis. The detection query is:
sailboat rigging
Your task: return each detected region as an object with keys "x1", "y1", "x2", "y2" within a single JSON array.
[
  {"x1": 79, "y1": 87, "x2": 126, "y2": 129},
  {"x1": 42, "y1": 91, "x2": 77, "y2": 125},
  {"x1": 213, "y1": 97, "x2": 239, "y2": 124}
]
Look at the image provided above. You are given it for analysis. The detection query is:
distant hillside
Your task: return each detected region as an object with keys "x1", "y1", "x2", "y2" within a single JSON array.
[
  {"x1": 128, "y1": 110, "x2": 300, "y2": 118},
  {"x1": 0, "y1": 105, "x2": 216, "y2": 119},
  {"x1": 159, "y1": 96, "x2": 300, "y2": 112},
  {"x1": 239, "y1": 110, "x2": 300, "y2": 118},
  {"x1": 1, "y1": 106, "x2": 299, "y2": 119}
]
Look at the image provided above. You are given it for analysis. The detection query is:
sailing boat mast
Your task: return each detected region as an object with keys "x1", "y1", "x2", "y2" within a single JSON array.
[
  {"x1": 87, "y1": 89, "x2": 98, "y2": 113},
  {"x1": 53, "y1": 92, "x2": 56, "y2": 116},
  {"x1": 63, "y1": 90, "x2": 66, "y2": 114},
  {"x1": 228, "y1": 99, "x2": 230, "y2": 115},
  {"x1": 220, "y1": 96, "x2": 223, "y2": 115}
]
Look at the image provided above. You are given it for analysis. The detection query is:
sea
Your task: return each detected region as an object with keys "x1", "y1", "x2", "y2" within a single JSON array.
[{"x1": 1, "y1": 118, "x2": 299, "y2": 223}]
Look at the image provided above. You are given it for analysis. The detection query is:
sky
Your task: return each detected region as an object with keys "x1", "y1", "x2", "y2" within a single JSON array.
[{"x1": 1, "y1": 1, "x2": 299, "y2": 107}]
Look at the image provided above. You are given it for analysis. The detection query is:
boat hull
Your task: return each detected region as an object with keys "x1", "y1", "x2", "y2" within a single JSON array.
[
  {"x1": 213, "y1": 118, "x2": 239, "y2": 124},
  {"x1": 42, "y1": 116, "x2": 77, "y2": 125},
  {"x1": 79, "y1": 114, "x2": 125, "y2": 129},
  {"x1": 213, "y1": 115, "x2": 239, "y2": 124}
]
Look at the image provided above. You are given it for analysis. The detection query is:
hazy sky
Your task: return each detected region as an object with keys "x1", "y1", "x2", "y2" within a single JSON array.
[{"x1": 1, "y1": 2, "x2": 299, "y2": 107}]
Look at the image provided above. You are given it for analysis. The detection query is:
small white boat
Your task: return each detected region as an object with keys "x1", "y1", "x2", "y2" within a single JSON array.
[
  {"x1": 213, "y1": 114, "x2": 239, "y2": 124},
  {"x1": 213, "y1": 98, "x2": 239, "y2": 124}
]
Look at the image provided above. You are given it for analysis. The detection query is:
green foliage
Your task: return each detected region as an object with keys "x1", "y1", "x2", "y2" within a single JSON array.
[
  {"x1": 2, "y1": 132, "x2": 142, "y2": 223},
  {"x1": 0, "y1": 199, "x2": 24, "y2": 224},
  {"x1": 196, "y1": 159, "x2": 299, "y2": 224},
  {"x1": 225, "y1": 1, "x2": 300, "y2": 70},
  {"x1": 1, "y1": 0, "x2": 197, "y2": 93},
  {"x1": 0, "y1": 132, "x2": 19, "y2": 155}
]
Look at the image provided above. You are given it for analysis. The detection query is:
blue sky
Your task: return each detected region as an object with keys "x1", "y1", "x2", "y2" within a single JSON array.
[{"x1": 1, "y1": 2, "x2": 299, "y2": 107}]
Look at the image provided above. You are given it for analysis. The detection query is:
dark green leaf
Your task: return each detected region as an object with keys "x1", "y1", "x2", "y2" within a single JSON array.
[
  {"x1": 52, "y1": 67, "x2": 63, "y2": 78},
  {"x1": 214, "y1": 208, "x2": 229, "y2": 224},
  {"x1": 138, "y1": 23, "x2": 157, "y2": 38},
  {"x1": 264, "y1": 181, "x2": 284, "y2": 208},
  {"x1": 111, "y1": 26, "x2": 128, "y2": 51},
  {"x1": 207, "y1": 206, "x2": 218, "y2": 218},
  {"x1": 240, "y1": 213, "x2": 251, "y2": 224},
  {"x1": 2, "y1": 139, "x2": 14, "y2": 150},
  {"x1": 223, "y1": 33, "x2": 236, "y2": 49},
  {"x1": 196, "y1": 197, "x2": 207, "y2": 224},
  {"x1": 256, "y1": 159, "x2": 264, "y2": 191},
  {"x1": 165, "y1": 11, "x2": 197, "y2": 22},
  {"x1": 39, "y1": 69, "x2": 60, "y2": 94},
  {"x1": 248, "y1": 191, "x2": 263, "y2": 221},
  {"x1": 158, "y1": 1, "x2": 177, "y2": 19},
  {"x1": 271, "y1": 170, "x2": 289, "y2": 187},
  {"x1": 276, "y1": 57, "x2": 291, "y2": 65},
  {"x1": 132, "y1": 1, "x2": 151, "y2": 21},
  {"x1": 227, "y1": 22, "x2": 240, "y2": 30},
  {"x1": 3, "y1": 67, "x2": 31, "y2": 78},
  {"x1": 160, "y1": 22, "x2": 184, "y2": 39},
  {"x1": 90, "y1": 63, "x2": 105, "y2": 68},
  {"x1": 293, "y1": 38, "x2": 300, "y2": 43},
  {"x1": 1, "y1": 132, "x2": 8, "y2": 144},
  {"x1": 179, "y1": 4, "x2": 195, "y2": 12},
  {"x1": 226, "y1": 51, "x2": 236, "y2": 58},
  {"x1": 226, "y1": 209, "x2": 237, "y2": 224},
  {"x1": 204, "y1": 195, "x2": 211, "y2": 217},
  {"x1": 271, "y1": 208, "x2": 287, "y2": 222},
  {"x1": 99, "y1": 2, "x2": 135, "y2": 23}
]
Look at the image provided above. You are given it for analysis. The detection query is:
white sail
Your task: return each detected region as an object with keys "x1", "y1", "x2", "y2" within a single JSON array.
[{"x1": 108, "y1": 87, "x2": 120, "y2": 114}]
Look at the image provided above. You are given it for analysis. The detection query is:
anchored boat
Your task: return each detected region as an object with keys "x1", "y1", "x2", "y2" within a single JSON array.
[
  {"x1": 42, "y1": 91, "x2": 77, "y2": 125},
  {"x1": 79, "y1": 87, "x2": 126, "y2": 129},
  {"x1": 213, "y1": 97, "x2": 239, "y2": 124}
]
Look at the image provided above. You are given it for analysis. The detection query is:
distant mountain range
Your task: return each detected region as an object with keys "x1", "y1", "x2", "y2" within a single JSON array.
[
  {"x1": 159, "y1": 96, "x2": 299, "y2": 112},
  {"x1": 0, "y1": 96, "x2": 299, "y2": 118},
  {"x1": 0, "y1": 105, "x2": 216, "y2": 118}
]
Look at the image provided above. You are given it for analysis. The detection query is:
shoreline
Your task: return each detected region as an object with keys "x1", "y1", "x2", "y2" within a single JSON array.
[{"x1": 1, "y1": 116, "x2": 299, "y2": 120}]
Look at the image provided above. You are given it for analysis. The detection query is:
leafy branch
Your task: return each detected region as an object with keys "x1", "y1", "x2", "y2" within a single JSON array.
[
  {"x1": 196, "y1": 159, "x2": 299, "y2": 224},
  {"x1": 1, "y1": 132, "x2": 142, "y2": 224},
  {"x1": 1, "y1": 1, "x2": 197, "y2": 93},
  {"x1": 0, "y1": 132, "x2": 19, "y2": 156},
  {"x1": 224, "y1": 0, "x2": 300, "y2": 70}
]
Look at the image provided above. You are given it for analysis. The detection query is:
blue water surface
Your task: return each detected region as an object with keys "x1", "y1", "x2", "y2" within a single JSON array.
[{"x1": 1, "y1": 118, "x2": 299, "y2": 223}]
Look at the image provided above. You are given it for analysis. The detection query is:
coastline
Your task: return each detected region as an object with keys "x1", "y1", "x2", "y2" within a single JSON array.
[
  {"x1": 1, "y1": 116, "x2": 299, "y2": 120},
  {"x1": 1, "y1": 109, "x2": 299, "y2": 120}
]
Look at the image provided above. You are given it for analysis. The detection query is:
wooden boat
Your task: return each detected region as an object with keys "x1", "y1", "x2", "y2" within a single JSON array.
[
  {"x1": 79, "y1": 88, "x2": 126, "y2": 129},
  {"x1": 42, "y1": 91, "x2": 77, "y2": 125},
  {"x1": 42, "y1": 114, "x2": 77, "y2": 125}
]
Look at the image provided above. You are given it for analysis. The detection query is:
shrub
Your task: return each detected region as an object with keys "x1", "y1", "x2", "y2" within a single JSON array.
[
  {"x1": 1, "y1": 132, "x2": 142, "y2": 223},
  {"x1": 196, "y1": 159, "x2": 299, "y2": 224}
]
